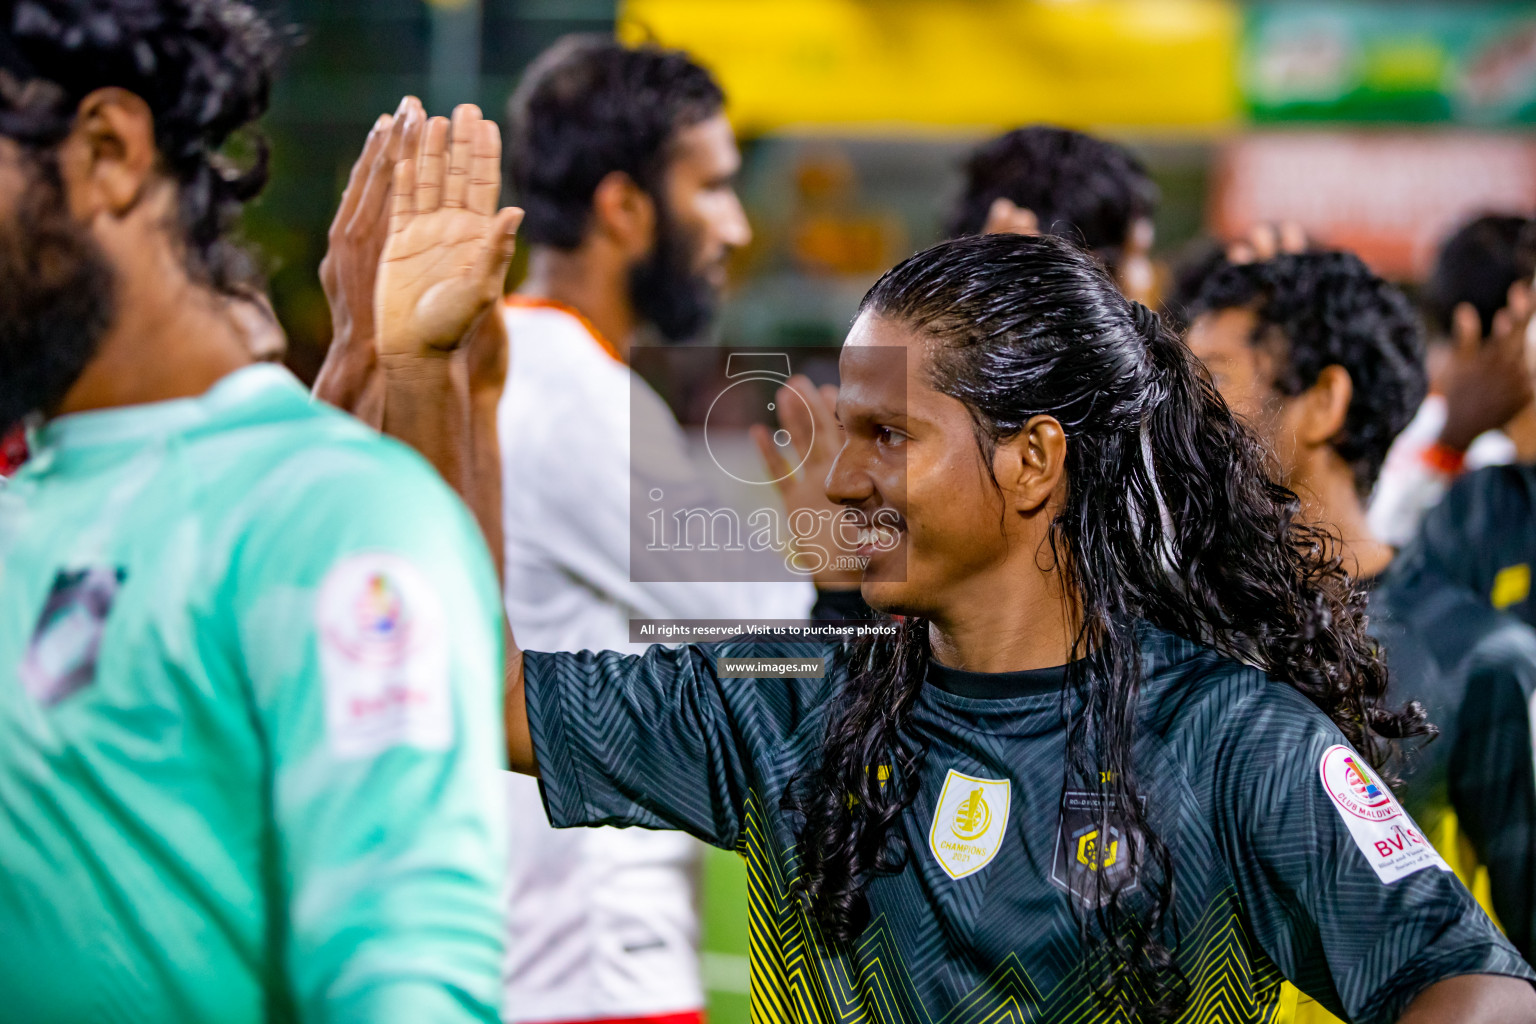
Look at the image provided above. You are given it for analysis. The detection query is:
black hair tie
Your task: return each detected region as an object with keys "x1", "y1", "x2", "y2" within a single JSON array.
[{"x1": 1130, "y1": 300, "x2": 1159, "y2": 340}]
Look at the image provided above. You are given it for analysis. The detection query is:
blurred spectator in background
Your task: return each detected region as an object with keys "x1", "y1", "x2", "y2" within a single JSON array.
[
  {"x1": 1162, "y1": 238, "x2": 1231, "y2": 333},
  {"x1": 1370, "y1": 214, "x2": 1536, "y2": 546},
  {"x1": 946, "y1": 125, "x2": 1159, "y2": 304},
  {"x1": 1184, "y1": 250, "x2": 1421, "y2": 594},
  {"x1": 786, "y1": 147, "x2": 907, "y2": 278},
  {"x1": 1163, "y1": 222, "x2": 1312, "y2": 332},
  {"x1": 1388, "y1": 349, "x2": 1536, "y2": 639},
  {"x1": 492, "y1": 35, "x2": 835, "y2": 1024}
]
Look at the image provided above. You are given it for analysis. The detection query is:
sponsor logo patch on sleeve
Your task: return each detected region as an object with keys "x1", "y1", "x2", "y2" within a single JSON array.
[
  {"x1": 317, "y1": 553, "x2": 451, "y2": 759},
  {"x1": 1318, "y1": 744, "x2": 1449, "y2": 883}
]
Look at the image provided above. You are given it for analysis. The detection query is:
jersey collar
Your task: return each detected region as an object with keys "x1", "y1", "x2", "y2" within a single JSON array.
[
  {"x1": 505, "y1": 294, "x2": 625, "y2": 364},
  {"x1": 33, "y1": 362, "x2": 300, "y2": 455},
  {"x1": 926, "y1": 659, "x2": 1071, "y2": 700}
]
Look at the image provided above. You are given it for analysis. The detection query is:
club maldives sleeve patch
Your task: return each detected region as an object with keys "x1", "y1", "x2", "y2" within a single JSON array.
[
  {"x1": 316, "y1": 552, "x2": 452, "y2": 760},
  {"x1": 1318, "y1": 744, "x2": 1449, "y2": 883},
  {"x1": 929, "y1": 769, "x2": 1011, "y2": 880}
]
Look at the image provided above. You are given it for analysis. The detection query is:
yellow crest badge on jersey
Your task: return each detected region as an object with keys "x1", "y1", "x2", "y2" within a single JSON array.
[{"x1": 929, "y1": 769, "x2": 1011, "y2": 880}]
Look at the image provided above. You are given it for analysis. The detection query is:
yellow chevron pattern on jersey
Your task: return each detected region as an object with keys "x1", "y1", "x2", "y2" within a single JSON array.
[{"x1": 740, "y1": 791, "x2": 1287, "y2": 1024}]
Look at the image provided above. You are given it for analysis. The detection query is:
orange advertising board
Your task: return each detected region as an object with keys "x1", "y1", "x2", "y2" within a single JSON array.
[{"x1": 1212, "y1": 132, "x2": 1536, "y2": 279}]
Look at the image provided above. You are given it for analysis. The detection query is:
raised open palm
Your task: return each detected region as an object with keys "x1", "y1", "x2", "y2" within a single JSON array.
[{"x1": 376, "y1": 103, "x2": 523, "y2": 358}]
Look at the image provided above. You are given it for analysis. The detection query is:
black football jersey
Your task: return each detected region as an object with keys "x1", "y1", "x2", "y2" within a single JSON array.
[
  {"x1": 521, "y1": 624, "x2": 1530, "y2": 1023},
  {"x1": 1376, "y1": 566, "x2": 1536, "y2": 959}
]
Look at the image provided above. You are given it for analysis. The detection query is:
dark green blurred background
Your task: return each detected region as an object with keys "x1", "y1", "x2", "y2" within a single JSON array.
[
  {"x1": 247, "y1": 2, "x2": 1536, "y2": 388},
  {"x1": 248, "y1": 0, "x2": 616, "y2": 381},
  {"x1": 246, "y1": 1, "x2": 1220, "y2": 384}
]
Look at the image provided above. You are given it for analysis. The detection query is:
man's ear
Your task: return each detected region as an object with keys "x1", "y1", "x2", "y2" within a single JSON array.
[
  {"x1": 590, "y1": 169, "x2": 655, "y2": 259},
  {"x1": 993, "y1": 414, "x2": 1067, "y2": 516},
  {"x1": 1295, "y1": 363, "x2": 1353, "y2": 447},
  {"x1": 56, "y1": 87, "x2": 159, "y2": 222}
]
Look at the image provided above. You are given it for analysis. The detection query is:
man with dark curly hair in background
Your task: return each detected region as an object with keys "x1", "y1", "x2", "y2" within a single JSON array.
[
  {"x1": 946, "y1": 125, "x2": 1160, "y2": 305},
  {"x1": 1187, "y1": 251, "x2": 1536, "y2": 1011},
  {"x1": 0, "y1": 1, "x2": 524, "y2": 1020},
  {"x1": 1186, "y1": 251, "x2": 1427, "y2": 577}
]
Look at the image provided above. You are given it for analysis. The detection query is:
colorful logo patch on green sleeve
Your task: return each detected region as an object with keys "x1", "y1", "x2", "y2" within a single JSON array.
[{"x1": 317, "y1": 552, "x2": 451, "y2": 759}]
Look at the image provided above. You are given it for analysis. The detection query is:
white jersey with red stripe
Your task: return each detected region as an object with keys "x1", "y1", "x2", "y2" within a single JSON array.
[
  {"x1": 1367, "y1": 393, "x2": 1515, "y2": 547},
  {"x1": 496, "y1": 298, "x2": 814, "y2": 1023}
]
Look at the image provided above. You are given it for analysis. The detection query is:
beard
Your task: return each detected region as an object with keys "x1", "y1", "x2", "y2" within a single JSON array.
[
  {"x1": 0, "y1": 156, "x2": 115, "y2": 434},
  {"x1": 627, "y1": 200, "x2": 720, "y2": 344}
]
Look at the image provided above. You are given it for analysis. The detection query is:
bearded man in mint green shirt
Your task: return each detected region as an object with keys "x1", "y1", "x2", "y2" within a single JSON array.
[{"x1": 0, "y1": 2, "x2": 522, "y2": 1021}]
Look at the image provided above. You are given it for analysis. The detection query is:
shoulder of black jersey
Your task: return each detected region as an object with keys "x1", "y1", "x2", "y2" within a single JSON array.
[
  {"x1": 1450, "y1": 461, "x2": 1536, "y2": 499},
  {"x1": 1364, "y1": 587, "x2": 1441, "y2": 680},
  {"x1": 1462, "y1": 610, "x2": 1536, "y2": 691},
  {"x1": 1389, "y1": 464, "x2": 1536, "y2": 612},
  {"x1": 1432, "y1": 463, "x2": 1536, "y2": 534},
  {"x1": 1380, "y1": 564, "x2": 1534, "y2": 671},
  {"x1": 1135, "y1": 624, "x2": 1264, "y2": 728},
  {"x1": 1411, "y1": 463, "x2": 1530, "y2": 567},
  {"x1": 1135, "y1": 623, "x2": 1345, "y2": 752},
  {"x1": 691, "y1": 637, "x2": 846, "y2": 740}
]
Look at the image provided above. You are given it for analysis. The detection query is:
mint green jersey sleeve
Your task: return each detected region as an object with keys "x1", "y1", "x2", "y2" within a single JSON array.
[{"x1": 228, "y1": 439, "x2": 507, "y2": 1024}]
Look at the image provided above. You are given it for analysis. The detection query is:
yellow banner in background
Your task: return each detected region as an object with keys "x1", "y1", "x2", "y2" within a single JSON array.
[{"x1": 619, "y1": 0, "x2": 1241, "y2": 134}]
